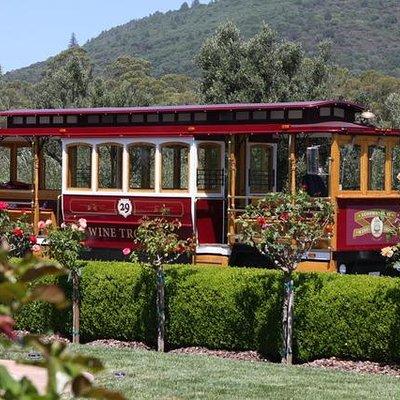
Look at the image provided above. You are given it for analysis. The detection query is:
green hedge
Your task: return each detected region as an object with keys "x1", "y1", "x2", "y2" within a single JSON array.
[{"x1": 15, "y1": 261, "x2": 400, "y2": 363}]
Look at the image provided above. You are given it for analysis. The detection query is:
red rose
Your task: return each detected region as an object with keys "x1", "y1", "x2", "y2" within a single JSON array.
[
  {"x1": 257, "y1": 216, "x2": 267, "y2": 227},
  {"x1": 13, "y1": 227, "x2": 24, "y2": 237},
  {"x1": 29, "y1": 235, "x2": 37, "y2": 244},
  {"x1": 0, "y1": 201, "x2": 8, "y2": 211},
  {"x1": 279, "y1": 212, "x2": 289, "y2": 222}
]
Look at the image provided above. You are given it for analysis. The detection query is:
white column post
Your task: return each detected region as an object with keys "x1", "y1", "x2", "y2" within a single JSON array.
[
  {"x1": 190, "y1": 138, "x2": 197, "y2": 236},
  {"x1": 155, "y1": 142, "x2": 161, "y2": 193},
  {"x1": 91, "y1": 143, "x2": 98, "y2": 192},
  {"x1": 122, "y1": 144, "x2": 129, "y2": 193},
  {"x1": 61, "y1": 141, "x2": 68, "y2": 193}
]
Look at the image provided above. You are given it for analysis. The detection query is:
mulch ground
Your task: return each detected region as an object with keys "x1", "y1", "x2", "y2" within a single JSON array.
[
  {"x1": 304, "y1": 357, "x2": 400, "y2": 378},
  {"x1": 11, "y1": 332, "x2": 400, "y2": 378}
]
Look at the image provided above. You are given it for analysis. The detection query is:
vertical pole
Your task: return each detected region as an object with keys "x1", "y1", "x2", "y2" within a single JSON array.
[
  {"x1": 330, "y1": 134, "x2": 340, "y2": 258},
  {"x1": 122, "y1": 144, "x2": 129, "y2": 192},
  {"x1": 282, "y1": 273, "x2": 294, "y2": 365},
  {"x1": 288, "y1": 134, "x2": 297, "y2": 195},
  {"x1": 157, "y1": 266, "x2": 165, "y2": 352},
  {"x1": 32, "y1": 137, "x2": 40, "y2": 235},
  {"x1": 228, "y1": 135, "x2": 237, "y2": 245},
  {"x1": 384, "y1": 138, "x2": 391, "y2": 194},
  {"x1": 285, "y1": 135, "x2": 296, "y2": 362},
  {"x1": 72, "y1": 272, "x2": 80, "y2": 344}
]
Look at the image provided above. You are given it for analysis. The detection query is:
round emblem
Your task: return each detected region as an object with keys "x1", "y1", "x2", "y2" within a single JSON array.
[
  {"x1": 370, "y1": 216, "x2": 383, "y2": 238},
  {"x1": 117, "y1": 198, "x2": 133, "y2": 218}
]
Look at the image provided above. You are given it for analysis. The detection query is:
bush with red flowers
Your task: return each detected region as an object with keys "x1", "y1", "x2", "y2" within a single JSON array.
[
  {"x1": 47, "y1": 218, "x2": 87, "y2": 344},
  {"x1": 123, "y1": 215, "x2": 196, "y2": 352},
  {"x1": 0, "y1": 205, "x2": 38, "y2": 257},
  {"x1": 0, "y1": 201, "x2": 10, "y2": 234},
  {"x1": 237, "y1": 190, "x2": 334, "y2": 365}
]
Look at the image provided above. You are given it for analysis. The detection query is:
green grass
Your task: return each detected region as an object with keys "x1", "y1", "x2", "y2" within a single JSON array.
[
  {"x1": 2, "y1": 344, "x2": 400, "y2": 399},
  {"x1": 75, "y1": 346, "x2": 400, "y2": 399}
]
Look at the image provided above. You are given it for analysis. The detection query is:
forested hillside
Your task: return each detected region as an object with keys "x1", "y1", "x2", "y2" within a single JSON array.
[{"x1": 5, "y1": 0, "x2": 400, "y2": 82}]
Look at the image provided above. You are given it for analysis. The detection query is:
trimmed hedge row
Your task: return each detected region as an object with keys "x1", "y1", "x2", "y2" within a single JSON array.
[{"x1": 15, "y1": 261, "x2": 400, "y2": 363}]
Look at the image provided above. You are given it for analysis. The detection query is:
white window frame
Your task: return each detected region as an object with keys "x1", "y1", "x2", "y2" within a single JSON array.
[{"x1": 61, "y1": 137, "x2": 196, "y2": 198}]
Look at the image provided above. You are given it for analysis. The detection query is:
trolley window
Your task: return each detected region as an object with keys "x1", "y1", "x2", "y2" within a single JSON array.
[
  {"x1": 67, "y1": 144, "x2": 92, "y2": 189},
  {"x1": 249, "y1": 144, "x2": 273, "y2": 193},
  {"x1": 392, "y1": 145, "x2": 400, "y2": 190},
  {"x1": 197, "y1": 143, "x2": 222, "y2": 191},
  {"x1": 161, "y1": 143, "x2": 189, "y2": 190},
  {"x1": 129, "y1": 144, "x2": 155, "y2": 190},
  {"x1": 339, "y1": 144, "x2": 361, "y2": 191},
  {"x1": 368, "y1": 145, "x2": 385, "y2": 191},
  {"x1": 97, "y1": 143, "x2": 123, "y2": 190}
]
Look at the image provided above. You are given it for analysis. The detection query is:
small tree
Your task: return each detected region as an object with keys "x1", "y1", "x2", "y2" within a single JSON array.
[
  {"x1": 237, "y1": 190, "x2": 333, "y2": 364},
  {"x1": 46, "y1": 218, "x2": 87, "y2": 344},
  {"x1": 124, "y1": 216, "x2": 195, "y2": 352},
  {"x1": 69, "y1": 32, "x2": 79, "y2": 48}
]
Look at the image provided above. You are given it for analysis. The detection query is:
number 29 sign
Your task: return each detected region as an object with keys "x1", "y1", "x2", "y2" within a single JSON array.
[{"x1": 117, "y1": 198, "x2": 133, "y2": 218}]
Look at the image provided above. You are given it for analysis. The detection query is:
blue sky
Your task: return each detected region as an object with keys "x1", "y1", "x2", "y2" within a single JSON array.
[{"x1": 0, "y1": 0, "x2": 192, "y2": 72}]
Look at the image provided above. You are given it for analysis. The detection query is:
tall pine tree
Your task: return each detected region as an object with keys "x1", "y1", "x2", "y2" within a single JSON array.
[{"x1": 69, "y1": 33, "x2": 79, "y2": 48}]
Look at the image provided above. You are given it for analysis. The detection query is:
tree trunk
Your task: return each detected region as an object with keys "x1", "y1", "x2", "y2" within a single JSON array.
[
  {"x1": 72, "y1": 272, "x2": 80, "y2": 344},
  {"x1": 281, "y1": 273, "x2": 294, "y2": 364},
  {"x1": 156, "y1": 266, "x2": 165, "y2": 352}
]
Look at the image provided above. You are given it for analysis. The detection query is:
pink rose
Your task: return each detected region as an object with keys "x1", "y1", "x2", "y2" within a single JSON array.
[
  {"x1": 32, "y1": 244, "x2": 41, "y2": 253},
  {"x1": 78, "y1": 218, "x2": 87, "y2": 229},
  {"x1": 0, "y1": 315, "x2": 16, "y2": 340},
  {"x1": 122, "y1": 248, "x2": 131, "y2": 256},
  {"x1": 37, "y1": 220, "x2": 46, "y2": 230},
  {"x1": 0, "y1": 201, "x2": 8, "y2": 211}
]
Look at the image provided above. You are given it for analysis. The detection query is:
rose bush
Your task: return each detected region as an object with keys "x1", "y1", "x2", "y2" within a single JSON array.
[
  {"x1": 47, "y1": 218, "x2": 87, "y2": 344},
  {"x1": 237, "y1": 190, "x2": 334, "y2": 364},
  {"x1": 123, "y1": 216, "x2": 195, "y2": 352},
  {"x1": 0, "y1": 202, "x2": 39, "y2": 257}
]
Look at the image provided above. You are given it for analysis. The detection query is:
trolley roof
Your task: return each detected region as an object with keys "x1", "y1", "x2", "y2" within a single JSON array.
[{"x1": 0, "y1": 100, "x2": 399, "y2": 137}]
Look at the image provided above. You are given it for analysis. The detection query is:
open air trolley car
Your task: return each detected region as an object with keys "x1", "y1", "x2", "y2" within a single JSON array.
[{"x1": 1, "y1": 100, "x2": 399, "y2": 274}]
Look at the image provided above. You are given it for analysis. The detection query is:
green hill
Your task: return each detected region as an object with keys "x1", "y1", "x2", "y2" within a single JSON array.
[{"x1": 5, "y1": 0, "x2": 400, "y2": 82}]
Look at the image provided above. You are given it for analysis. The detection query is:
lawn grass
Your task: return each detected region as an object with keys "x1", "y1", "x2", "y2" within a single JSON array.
[
  {"x1": 2, "y1": 344, "x2": 400, "y2": 399},
  {"x1": 74, "y1": 346, "x2": 400, "y2": 400}
]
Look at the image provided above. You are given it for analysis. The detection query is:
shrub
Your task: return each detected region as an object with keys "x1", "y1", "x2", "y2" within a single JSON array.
[
  {"x1": 166, "y1": 266, "x2": 282, "y2": 359},
  {"x1": 14, "y1": 260, "x2": 400, "y2": 363},
  {"x1": 15, "y1": 274, "x2": 58, "y2": 333},
  {"x1": 79, "y1": 262, "x2": 157, "y2": 344},
  {"x1": 294, "y1": 273, "x2": 400, "y2": 362}
]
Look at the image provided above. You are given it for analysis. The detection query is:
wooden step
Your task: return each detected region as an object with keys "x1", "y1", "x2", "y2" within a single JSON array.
[{"x1": 193, "y1": 254, "x2": 229, "y2": 267}]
